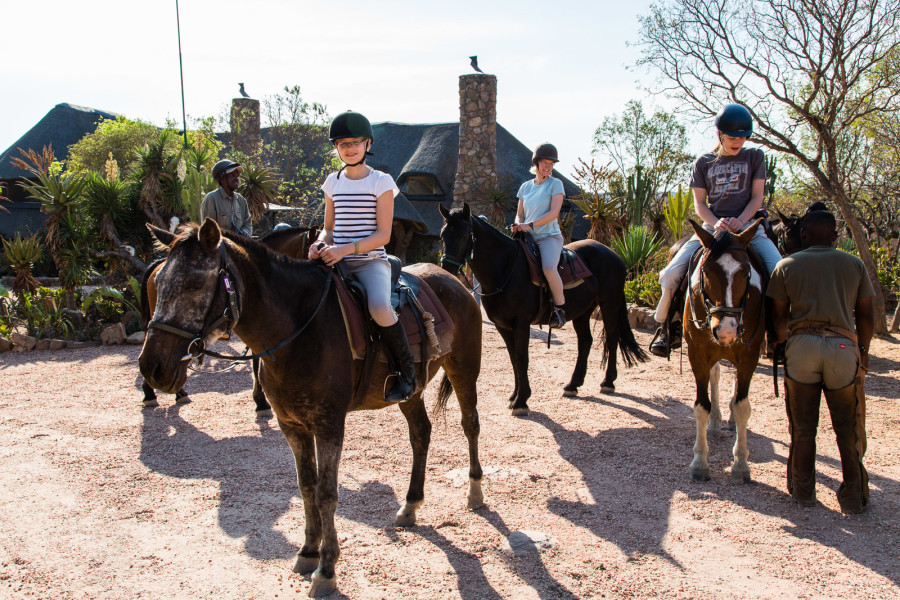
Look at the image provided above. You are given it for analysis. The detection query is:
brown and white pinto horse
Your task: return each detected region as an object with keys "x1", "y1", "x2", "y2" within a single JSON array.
[{"x1": 684, "y1": 219, "x2": 765, "y2": 483}]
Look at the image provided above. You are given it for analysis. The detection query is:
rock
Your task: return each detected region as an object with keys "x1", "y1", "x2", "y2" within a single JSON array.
[
  {"x1": 121, "y1": 311, "x2": 142, "y2": 335},
  {"x1": 35, "y1": 339, "x2": 51, "y2": 351},
  {"x1": 126, "y1": 331, "x2": 145, "y2": 345},
  {"x1": 11, "y1": 332, "x2": 37, "y2": 352},
  {"x1": 503, "y1": 530, "x2": 555, "y2": 556},
  {"x1": 0, "y1": 336, "x2": 11, "y2": 352},
  {"x1": 48, "y1": 339, "x2": 66, "y2": 351},
  {"x1": 101, "y1": 323, "x2": 127, "y2": 346},
  {"x1": 61, "y1": 309, "x2": 85, "y2": 330}
]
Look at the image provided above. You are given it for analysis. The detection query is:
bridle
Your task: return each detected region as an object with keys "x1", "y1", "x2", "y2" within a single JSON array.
[
  {"x1": 148, "y1": 240, "x2": 333, "y2": 363},
  {"x1": 687, "y1": 245, "x2": 760, "y2": 347},
  {"x1": 439, "y1": 215, "x2": 520, "y2": 298}
]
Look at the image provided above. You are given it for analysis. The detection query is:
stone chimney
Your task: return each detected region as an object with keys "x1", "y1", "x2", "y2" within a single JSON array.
[
  {"x1": 230, "y1": 97, "x2": 261, "y2": 155},
  {"x1": 453, "y1": 74, "x2": 498, "y2": 214}
]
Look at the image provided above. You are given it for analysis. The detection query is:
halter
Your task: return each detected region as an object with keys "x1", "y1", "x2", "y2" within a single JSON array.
[
  {"x1": 687, "y1": 244, "x2": 758, "y2": 346},
  {"x1": 439, "y1": 215, "x2": 520, "y2": 298},
  {"x1": 148, "y1": 240, "x2": 334, "y2": 363}
]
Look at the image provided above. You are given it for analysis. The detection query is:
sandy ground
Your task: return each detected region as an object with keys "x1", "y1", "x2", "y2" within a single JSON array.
[{"x1": 1, "y1": 312, "x2": 899, "y2": 600}]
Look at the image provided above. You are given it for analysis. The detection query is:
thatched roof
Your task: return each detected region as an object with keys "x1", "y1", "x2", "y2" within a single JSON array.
[
  {"x1": 367, "y1": 121, "x2": 581, "y2": 236},
  {"x1": 0, "y1": 103, "x2": 118, "y2": 180}
]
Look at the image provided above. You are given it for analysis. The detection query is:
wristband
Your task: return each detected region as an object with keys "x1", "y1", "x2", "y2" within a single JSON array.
[
  {"x1": 528, "y1": 221, "x2": 534, "y2": 229},
  {"x1": 354, "y1": 241, "x2": 359, "y2": 255}
]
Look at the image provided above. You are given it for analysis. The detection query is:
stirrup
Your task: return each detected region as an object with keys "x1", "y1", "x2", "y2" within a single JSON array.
[{"x1": 549, "y1": 307, "x2": 566, "y2": 329}]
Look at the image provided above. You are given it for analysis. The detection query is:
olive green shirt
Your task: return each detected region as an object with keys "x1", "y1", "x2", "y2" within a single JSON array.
[
  {"x1": 766, "y1": 246, "x2": 874, "y2": 332},
  {"x1": 200, "y1": 187, "x2": 252, "y2": 236}
]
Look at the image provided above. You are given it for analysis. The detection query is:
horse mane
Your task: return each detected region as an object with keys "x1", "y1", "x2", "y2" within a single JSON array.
[
  {"x1": 175, "y1": 223, "x2": 309, "y2": 273},
  {"x1": 708, "y1": 230, "x2": 738, "y2": 260}
]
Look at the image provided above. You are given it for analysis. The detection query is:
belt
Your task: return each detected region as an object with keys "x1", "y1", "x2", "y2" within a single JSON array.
[{"x1": 789, "y1": 321, "x2": 857, "y2": 343}]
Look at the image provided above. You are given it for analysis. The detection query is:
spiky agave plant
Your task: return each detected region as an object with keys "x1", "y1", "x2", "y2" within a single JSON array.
[
  {"x1": 239, "y1": 164, "x2": 281, "y2": 223},
  {"x1": 133, "y1": 129, "x2": 177, "y2": 227},
  {"x1": 84, "y1": 173, "x2": 129, "y2": 248},
  {"x1": 610, "y1": 225, "x2": 663, "y2": 277},
  {"x1": 2, "y1": 233, "x2": 42, "y2": 298}
]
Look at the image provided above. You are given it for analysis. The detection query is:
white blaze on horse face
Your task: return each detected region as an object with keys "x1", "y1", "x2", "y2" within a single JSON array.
[{"x1": 711, "y1": 253, "x2": 744, "y2": 344}]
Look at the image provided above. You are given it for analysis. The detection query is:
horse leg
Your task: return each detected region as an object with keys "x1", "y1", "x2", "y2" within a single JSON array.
[
  {"x1": 306, "y1": 428, "x2": 345, "y2": 598},
  {"x1": 141, "y1": 380, "x2": 159, "y2": 408},
  {"x1": 707, "y1": 362, "x2": 722, "y2": 438},
  {"x1": 497, "y1": 325, "x2": 531, "y2": 414},
  {"x1": 690, "y1": 366, "x2": 714, "y2": 481},
  {"x1": 599, "y1": 301, "x2": 621, "y2": 392},
  {"x1": 281, "y1": 423, "x2": 323, "y2": 577},
  {"x1": 251, "y1": 357, "x2": 273, "y2": 416},
  {"x1": 443, "y1": 368, "x2": 485, "y2": 509},
  {"x1": 396, "y1": 396, "x2": 431, "y2": 526},
  {"x1": 729, "y1": 367, "x2": 754, "y2": 484},
  {"x1": 174, "y1": 388, "x2": 190, "y2": 404},
  {"x1": 563, "y1": 312, "x2": 594, "y2": 396}
]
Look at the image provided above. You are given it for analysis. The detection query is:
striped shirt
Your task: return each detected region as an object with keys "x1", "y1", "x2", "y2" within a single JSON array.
[{"x1": 321, "y1": 169, "x2": 399, "y2": 261}]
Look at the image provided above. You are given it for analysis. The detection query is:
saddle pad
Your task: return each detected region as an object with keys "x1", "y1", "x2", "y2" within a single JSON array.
[
  {"x1": 518, "y1": 239, "x2": 592, "y2": 289},
  {"x1": 333, "y1": 270, "x2": 454, "y2": 361}
]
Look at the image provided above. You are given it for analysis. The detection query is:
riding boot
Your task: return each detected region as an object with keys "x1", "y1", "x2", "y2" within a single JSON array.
[
  {"x1": 649, "y1": 322, "x2": 682, "y2": 357},
  {"x1": 549, "y1": 303, "x2": 566, "y2": 328},
  {"x1": 379, "y1": 321, "x2": 416, "y2": 403},
  {"x1": 823, "y1": 382, "x2": 869, "y2": 514},
  {"x1": 784, "y1": 378, "x2": 822, "y2": 506}
]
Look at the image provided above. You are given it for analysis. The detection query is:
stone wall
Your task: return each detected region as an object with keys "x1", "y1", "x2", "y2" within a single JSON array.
[
  {"x1": 453, "y1": 74, "x2": 498, "y2": 214},
  {"x1": 230, "y1": 98, "x2": 261, "y2": 155}
]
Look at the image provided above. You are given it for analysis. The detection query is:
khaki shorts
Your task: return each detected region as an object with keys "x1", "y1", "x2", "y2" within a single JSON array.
[{"x1": 785, "y1": 334, "x2": 858, "y2": 390}]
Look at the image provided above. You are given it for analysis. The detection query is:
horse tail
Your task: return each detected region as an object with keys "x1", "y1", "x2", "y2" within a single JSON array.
[
  {"x1": 140, "y1": 258, "x2": 166, "y2": 328},
  {"x1": 434, "y1": 373, "x2": 454, "y2": 418},
  {"x1": 614, "y1": 301, "x2": 649, "y2": 367}
]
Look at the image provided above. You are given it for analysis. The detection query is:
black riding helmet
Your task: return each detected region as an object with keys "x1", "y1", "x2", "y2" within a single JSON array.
[
  {"x1": 715, "y1": 104, "x2": 753, "y2": 138},
  {"x1": 532, "y1": 143, "x2": 559, "y2": 166},
  {"x1": 329, "y1": 110, "x2": 374, "y2": 142},
  {"x1": 212, "y1": 159, "x2": 242, "y2": 182}
]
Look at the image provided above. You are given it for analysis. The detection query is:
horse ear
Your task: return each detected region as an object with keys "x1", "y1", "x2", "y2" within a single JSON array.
[
  {"x1": 776, "y1": 208, "x2": 789, "y2": 223},
  {"x1": 462, "y1": 203, "x2": 471, "y2": 218},
  {"x1": 438, "y1": 203, "x2": 450, "y2": 219},
  {"x1": 688, "y1": 219, "x2": 715, "y2": 249},
  {"x1": 147, "y1": 223, "x2": 176, "y2": 247},
  {"x1": 737, "y1": 218, "x2": 762, "y2": 248},
  {"x1": 199, "y1": 218, "x2": 222, "y2": 253}
]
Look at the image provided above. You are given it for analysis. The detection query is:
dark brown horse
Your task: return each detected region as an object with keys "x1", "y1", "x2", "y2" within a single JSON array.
[
  {"x1": 683, "y1": 219, "x2": 765, "y2": 483},
  {"x1": 139, "y1": 220, "x2": 483, "y2": 597},
  {"x1": 139, "y1": 225, "x2": 317, "y2": 414},
  {"x1": 439, "y1": 203, "x2": 647, "y2": 416}
]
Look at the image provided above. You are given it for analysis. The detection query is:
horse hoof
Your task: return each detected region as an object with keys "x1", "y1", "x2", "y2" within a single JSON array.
[
  {"x1": 467, "y1": 494, "x2": 485, "y2": 510},
  {"x1": 562, "y1": 388, "x2": 577, "y2": 397},
  {"x1": 175, "y1": 394, "x2": 191, "y2": 405},
  {"x1": 510, "y1": 407, "x2": 530, "y2": 417},
  {"x1": 307, "y1": 571, "x2": 337, "y2": 598},
  {"x1": 293, "y1": 553, "x2": 319, "y2": 575},
  {"x1": 256, "y1": 408, "x2": 273, "y2": 419},
  {"x1": 690, "y1": 469, "x2": 711, "y2": 482},
  {"x1": 507, "y1": 400, "x2": 516, "y2": 409},
  {"x1": 730, "y1": 469, "x2": 751, "y2": 484},
  {"x1": 599, "y1": 382, "x2": 615, "y2": 394},
  {"x1": 142, "y1": 399, "x2": 159, "y2": 408},
  {"x1": 394, "y1": 500, "x2": 421, "y2": 527}
]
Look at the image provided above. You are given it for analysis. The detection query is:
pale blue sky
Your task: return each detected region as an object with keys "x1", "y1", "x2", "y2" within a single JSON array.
[{"x1": 1, "y1": 0, "x2": 709, "y2": 180}]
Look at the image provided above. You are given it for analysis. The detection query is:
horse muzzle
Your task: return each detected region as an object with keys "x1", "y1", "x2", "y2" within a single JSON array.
[
  {"x1": 711, "y1": 315, "x2": 741, "y2": 345},
  {"x1": 139, "y1": 333, "x2": 190, "y2": 394}
]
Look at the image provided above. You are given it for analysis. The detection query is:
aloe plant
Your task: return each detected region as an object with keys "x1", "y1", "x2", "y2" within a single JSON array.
[
  {"x1": 239, "y1": 163, "x2": 281, "y2": 223},
  {"x1": 2, "y1": 233, "x2": 42, "y2": 298},
  {"x1": 611, "y1": 225, "x2": 663, "y2": 276}
]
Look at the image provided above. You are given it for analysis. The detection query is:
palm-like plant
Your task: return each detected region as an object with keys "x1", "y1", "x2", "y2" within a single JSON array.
[
  {"x1": 84, "y1": 173, "x2": 128, "y2": 247},
  {"x1": 134, "y1": 129, "x2": 181, "y2": 227},
  {"x1": 663, "y1": 185, "x2": 693, "y2": 241},
  {"x1": 239, "y1": 163, "x2": 281, "y2": 223},
  {"x1": 182, "y1": 147, "x2": 217, "y2": 223},
  {"x1": 611, "y1": 225, "x2": 663, "y2": 277},
  {"x1": 2, "y1": 233, "x2": 42, "y2": 298},
  {"x1": 571, "y1": 158, "x2": 625, "y2": 244},
  {"x1": 55, "y1": 211, "x2": 97, "y2": 309}
]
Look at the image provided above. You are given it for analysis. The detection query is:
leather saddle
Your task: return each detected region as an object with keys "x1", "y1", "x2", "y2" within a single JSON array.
[
  {"x1": 330, "y1": 256, "x2": 454, "y2": 390},
  {"x1": 514, "y1": 232, "x2": 592, "y2": 290}
]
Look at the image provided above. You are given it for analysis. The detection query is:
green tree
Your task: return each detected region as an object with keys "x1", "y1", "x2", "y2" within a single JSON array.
[
  {"x1": 67, "y1": 117, "x2": 159, "y2": 176},
  {"x1": 637, "y1": 0, "x2": 900, "y2": 333}
]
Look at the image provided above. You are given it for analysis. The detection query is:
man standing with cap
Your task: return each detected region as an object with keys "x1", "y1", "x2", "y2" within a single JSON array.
[
  {"x1": 201, "y1": 159, "x2": 252, "y2": 236},
  {"x1": 767, "y1": 209, "x2": 874, "y2": 513}
]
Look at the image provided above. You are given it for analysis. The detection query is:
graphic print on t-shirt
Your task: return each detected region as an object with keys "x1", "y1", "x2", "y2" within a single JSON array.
[{"x1": 708, "y1": 161, "x2": 749, "y2": 201}]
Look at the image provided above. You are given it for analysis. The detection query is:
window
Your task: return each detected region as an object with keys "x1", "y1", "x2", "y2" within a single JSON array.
[{"x1": 400, "y1": 174, "x2": 443, "y2": 196}]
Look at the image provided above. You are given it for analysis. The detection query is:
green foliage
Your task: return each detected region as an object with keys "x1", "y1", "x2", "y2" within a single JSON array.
[
  {"x1": 764, "y1": 154, "x2": 779, "y2": 206},
  {"x1": 81, "y1": 286, "x2": 138, "y2": 315},
  {"x1": 182, "y1": 146, "x2": 217, "y2": 223},
  {"x1": 611, "y1": 225, "x2": 663, "y2": 276},
  {"x1": 624, "y1": 164, "x2": 652, "y2": 226},
  {"x1": 624, "y1": 271, "x2": 662, "y2": 307},
  {"x1": 844, "y1": 243, "x2": 899, "y2": 292},
  {"x1": 663, "y1": 185, "x2": 693, "y2": 240},
  {"x1": 9, "y1": 290, "x2": 76, "y2": 340},
  {"x1": 67, "y1": 117, "x2": 160, "y2": 176},
  {"x1": 2, "y1": 233, "x2": 42, "y2": 297},
  {"x1": 239, "y1": 163, "x2": 281, "y2": 222}
]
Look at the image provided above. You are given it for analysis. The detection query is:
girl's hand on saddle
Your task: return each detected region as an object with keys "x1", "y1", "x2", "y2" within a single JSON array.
[{"x1": 715, "y1": 217, "x2": 743, "y2": 233}]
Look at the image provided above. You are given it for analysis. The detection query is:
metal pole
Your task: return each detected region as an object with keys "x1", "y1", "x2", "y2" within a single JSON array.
[{"x1": 176, "y1": 0, "x2": 188, "y2": 148}]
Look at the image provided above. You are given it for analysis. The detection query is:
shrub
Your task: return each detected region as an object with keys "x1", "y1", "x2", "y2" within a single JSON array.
[
  {"x1": 624, "y1": 272, "x2": 661, "y2": 307},
  {"x1": 611, "y1": 225, "x2": 663, "y2": 276}
]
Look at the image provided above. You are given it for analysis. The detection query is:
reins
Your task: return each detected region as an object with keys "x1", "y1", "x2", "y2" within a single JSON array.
[
  {"x1": 148, "y1": 240, "x2": 334, "y2": 364},
  {"x1": 440, "y1": 215, "x2": 521, "y2": 298}
]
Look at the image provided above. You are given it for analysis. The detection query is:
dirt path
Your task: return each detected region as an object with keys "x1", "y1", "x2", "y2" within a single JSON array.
[{"x1": 1, "y1": 314, "x2": 899, "y2": 599}]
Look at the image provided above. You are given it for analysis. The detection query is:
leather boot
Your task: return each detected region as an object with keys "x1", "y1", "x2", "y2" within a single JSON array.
[
  {"x1": 824, "y1": 382, "x2": 869, "y2": 514},
  {"x1": 784, "y1": 378, "x2": 822, "y2": 506},
  {"x1": 379, "y1": 321, "x2": 416, "y2": 403},
  {"x1": 649, "y1": 323, "x2": 682, "y2": 357},
  {"x1": 549, "y1": 304, "x2": 566, "y2": 328}
]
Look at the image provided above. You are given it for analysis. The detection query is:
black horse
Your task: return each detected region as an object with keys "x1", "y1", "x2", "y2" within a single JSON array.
[{"x1": 440, "y1": 203, "x2": 647, "y2": 415}]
